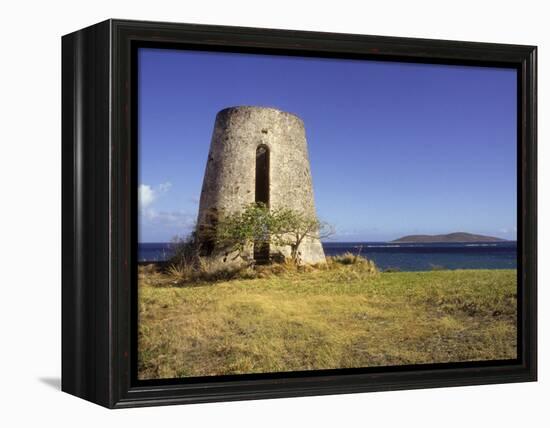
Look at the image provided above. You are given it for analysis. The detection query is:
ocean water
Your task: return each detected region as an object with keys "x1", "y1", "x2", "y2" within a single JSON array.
[{"x1": 138, "y1": 241, "x2": 517, "y2": 271}]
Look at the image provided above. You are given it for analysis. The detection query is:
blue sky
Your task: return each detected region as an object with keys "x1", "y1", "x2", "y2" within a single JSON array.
[{"x1": 138, "y1": 48, "x2": 517, "y2": 243}]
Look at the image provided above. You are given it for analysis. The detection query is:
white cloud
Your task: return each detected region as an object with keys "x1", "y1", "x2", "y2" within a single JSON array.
[
  {"x1": 145, "y1": 210, "x2": 195, "y2": 228},
  {"x1": 139, "y1": 182, "x2": 196, "y2": 237},
  {"x1": 158, "y1": 182, "x2": 172, "y2": 193},
  {"x1": 139, "y1": 208, "x2": 196, "y2": 241},
  {"x1": 139, "y1": 184, "x2": 155, "y2": 209},
  {"x1": 138, "y1": 182, "x2": 172, "y2": 210}
]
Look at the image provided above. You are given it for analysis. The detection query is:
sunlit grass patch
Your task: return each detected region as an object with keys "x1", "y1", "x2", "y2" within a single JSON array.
[{"x1": 138, "y1": 267, "x2": 517, "y2": 380}]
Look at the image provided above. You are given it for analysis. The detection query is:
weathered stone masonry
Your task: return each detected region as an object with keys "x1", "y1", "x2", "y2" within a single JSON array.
[{"x1": 197, "y1": 106, "x2": 326, "y2": 265}]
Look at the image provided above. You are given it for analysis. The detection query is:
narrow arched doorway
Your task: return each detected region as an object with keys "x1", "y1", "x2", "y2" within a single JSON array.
[{"x1": 254, "y1": 145, "x2": 270, "y2": 264}]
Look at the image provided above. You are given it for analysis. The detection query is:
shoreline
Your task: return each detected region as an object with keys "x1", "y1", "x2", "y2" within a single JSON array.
[{"x1": 138, "y1": 241, "x2": 518, "y2": 271}]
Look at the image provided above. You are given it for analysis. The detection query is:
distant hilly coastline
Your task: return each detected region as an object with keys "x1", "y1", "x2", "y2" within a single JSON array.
[{"x1": 391, "y1": 232, "x2": 507, "y2": 243}]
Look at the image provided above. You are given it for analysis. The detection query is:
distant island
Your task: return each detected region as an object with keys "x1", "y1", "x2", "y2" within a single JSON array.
[{"x1": 391, "y1": 232, "x2": 507, "y2": 243}]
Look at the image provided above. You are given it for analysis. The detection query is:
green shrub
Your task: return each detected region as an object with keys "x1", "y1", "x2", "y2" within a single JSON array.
[
  {"x1": 331, "y1": 252, "x2": 358, "y2": 265},
  {"x1": 331, "y1": 252, "x2": 373, "y2": 266}
]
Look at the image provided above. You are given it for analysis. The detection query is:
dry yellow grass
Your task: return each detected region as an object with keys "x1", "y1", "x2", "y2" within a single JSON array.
[{"x1": 138, "y1": 263, "x2": 517, "y2": 380}]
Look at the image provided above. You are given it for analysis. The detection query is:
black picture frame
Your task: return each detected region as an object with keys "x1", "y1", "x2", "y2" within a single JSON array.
[{"x1": 62, "y1": 19, "x2": 537, "y2": 408}]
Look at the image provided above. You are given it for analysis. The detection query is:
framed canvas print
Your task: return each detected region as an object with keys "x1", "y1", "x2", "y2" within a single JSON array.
[{"x1": 62, "y1": 19, "x2": 537, "y2": 408}]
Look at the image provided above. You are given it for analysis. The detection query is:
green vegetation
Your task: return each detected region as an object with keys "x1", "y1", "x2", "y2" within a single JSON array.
[
  {"x1": 203, "y1": 202, "x2": 333, "y2": 265},
  {"x1": 138, "y1": 261, "x2": 517, "y2": 380}
]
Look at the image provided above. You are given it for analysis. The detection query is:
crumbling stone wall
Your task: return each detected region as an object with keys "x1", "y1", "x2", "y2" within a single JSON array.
[{"x1": 197, "y1": 106, "x2": 326, "y2": 265}]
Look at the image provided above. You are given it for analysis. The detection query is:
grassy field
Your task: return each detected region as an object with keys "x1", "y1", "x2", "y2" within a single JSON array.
[{"x1": 138, "y1": 261, "x2": 517, "y2": 380}]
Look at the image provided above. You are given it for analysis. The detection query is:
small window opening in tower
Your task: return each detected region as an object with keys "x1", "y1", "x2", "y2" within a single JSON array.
[
  {"x1": 255, "y1": 145, "x2": 269, "y2": 204},
  {"x1": 254, "y1": 145, "x2": 270, "y2": 264}
]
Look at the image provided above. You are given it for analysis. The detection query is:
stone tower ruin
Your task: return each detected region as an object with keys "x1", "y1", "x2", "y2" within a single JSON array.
[{"x1": 196, "y1": 106, "x2": 326, "y2": 265}]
